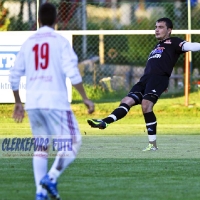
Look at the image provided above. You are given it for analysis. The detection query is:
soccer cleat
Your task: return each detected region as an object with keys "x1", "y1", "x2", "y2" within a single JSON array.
[
  {"x1": 142, "y1": 143, "x2": 158, "y2": 151},
  {"x1": 40, "y1": 175, "x2": 61, "y2": 200},
  {"x1": 35, "y1": 193, "x2": 49, "y2": 200},
  {"x1": 87, "y1": 119, "x2": 108, "y2": 129}
]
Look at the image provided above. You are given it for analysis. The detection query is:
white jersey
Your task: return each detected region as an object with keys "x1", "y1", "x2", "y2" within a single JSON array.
[{"x1": 9, "y1": 26, "x2": 82, "y2": 110}]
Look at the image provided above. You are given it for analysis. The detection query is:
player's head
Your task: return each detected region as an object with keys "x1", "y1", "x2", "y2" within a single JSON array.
[
  {"x1": 39, "y1": 3, "x2": 57, "y2": 27},
  {"x1": 155, "y1": 18, "x2": 173, "y2": 41}
]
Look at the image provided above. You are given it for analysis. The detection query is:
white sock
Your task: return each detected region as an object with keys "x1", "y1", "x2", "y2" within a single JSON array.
[
  {"x1": 148, "y1": 135, "x2": 156, "y2": 142},
  {"x1": 48, "y1": 151, "x2": 76, "y2": 183},
  {"x1": 33, "y1": 151, "x2": 48, "y2": 195}
]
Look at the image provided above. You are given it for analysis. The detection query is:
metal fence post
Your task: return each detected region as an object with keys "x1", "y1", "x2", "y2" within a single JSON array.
[{"x1": 185, "y1": 34, "x2": 190, "y2": 107}]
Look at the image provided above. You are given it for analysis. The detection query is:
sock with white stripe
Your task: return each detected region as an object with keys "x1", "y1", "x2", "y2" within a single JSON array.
[
  {"x1": 102, "y1": 103, "x2": 130, "y2": 124},
  {"x1": 143, "y1": 111, "x2": 157, "y2": 137}
]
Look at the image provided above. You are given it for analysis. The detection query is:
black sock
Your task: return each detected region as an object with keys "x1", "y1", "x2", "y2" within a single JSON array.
[
  {"x1": 143, "y1": 111, "x2": 157, "y2": 135},
  {"x1": 103, "y1": 103, "x2": 130, "y2": 124}
]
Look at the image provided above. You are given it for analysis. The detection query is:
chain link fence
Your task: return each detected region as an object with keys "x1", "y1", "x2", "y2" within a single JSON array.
[{"x1": 1, "y1": 0, "x2": 200, "y2": 92}]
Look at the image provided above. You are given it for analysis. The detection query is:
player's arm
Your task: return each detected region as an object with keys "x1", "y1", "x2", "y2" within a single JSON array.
[
  {"x1": 12, "y1": 90, "x2": 25, "y2": 123},
  {"x1": 73, "y1": 83, "x2": 94, "y2": 114},
  {"x1": 9, "y1": 49, "x2": 25, "y2": 122},
  {"x1": 61, "y1": 39, "x2": 94, "y2": 114},
  {"x1": 182, "y1": 42, "x2": 200, "y2": 51}
]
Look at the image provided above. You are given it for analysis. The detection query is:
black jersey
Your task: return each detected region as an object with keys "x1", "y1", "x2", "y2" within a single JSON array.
[{"x1": 144, "y1": 37, "x2": 186, "y2": 77}]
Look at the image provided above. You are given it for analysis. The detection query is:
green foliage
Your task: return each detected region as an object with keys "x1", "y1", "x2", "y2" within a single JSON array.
[
  {"x1": 71, "y1": 87, "x2": 200, "y2": 117},
  {"x1": 82, "y1": 2, "x2": 191, "y2": 69},
  {"x1": 87, "y1": 20, "x2": 116, "y2": 30},
  {"x1": 72, "y1": 84, "x2": 126, "y2": 102},
  {"x1": 191, "y1": 4, "x2": 200, "y2": 29},
  {"x1": 7, "y1": 16, "x2": 30, "y2": 31},
  {"x1": 73, "y1": 35, "x2": 100, "y2": 61},
  {"x1": 104, "y1": 35, "x2": 130, "y2": 65},
  {"x1": 71, "y1": 83, "x2": 200, "y2": 103},
  {"x1": 1, "y1": 88, "x2": 200, "y2": 120},
  {"x1": 0, "y1": 0, "x2": 10, "y2": 31},
  {"x1": 7, "y1": 0, "x2": 34, "y2": 31},
  {"x1": 121, "y1": 34, "x2": 154, "y2": 65}
]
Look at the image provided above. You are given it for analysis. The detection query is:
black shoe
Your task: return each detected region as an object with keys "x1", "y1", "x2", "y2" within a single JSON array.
[{"x1": 87, "y1": 119, "x2": 108, "y2": 129}]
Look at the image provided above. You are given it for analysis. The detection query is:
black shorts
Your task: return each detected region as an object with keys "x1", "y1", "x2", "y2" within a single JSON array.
[{"x1": 127, "y1": 74, "x2": 169, "y2": 104}]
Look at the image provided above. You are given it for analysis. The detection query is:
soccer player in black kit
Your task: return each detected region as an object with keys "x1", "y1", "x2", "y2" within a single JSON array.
[{"x1": 87, "y1": 17, "x2": 200, "y2": 151}]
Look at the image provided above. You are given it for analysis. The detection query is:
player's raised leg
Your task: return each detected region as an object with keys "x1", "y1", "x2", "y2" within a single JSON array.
[{"x1": 87, "y1": 94, "x2": 141, "y2": 129}]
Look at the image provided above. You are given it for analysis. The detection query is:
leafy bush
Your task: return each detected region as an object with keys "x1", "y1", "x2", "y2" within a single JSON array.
[
  {"x1": 72, "y1": 84, "x2": 126, "y2": 102},
  {"x1": 0, "y1": 0, "x2": 10, "y2": 31},
  {"x1": 8, "y1": 16, "x2": 30, "y2": 31}
]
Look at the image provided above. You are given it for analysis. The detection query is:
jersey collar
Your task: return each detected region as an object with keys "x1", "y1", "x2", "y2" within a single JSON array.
[
  {"x1": 159, "y1": 37, "x2": 171, "y2": 44},
  {"x1": 38, "y1": 26, "x2": 54, "y2": 33}
]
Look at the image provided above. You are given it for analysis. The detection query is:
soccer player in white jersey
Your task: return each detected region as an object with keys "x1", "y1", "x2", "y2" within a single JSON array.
[{"x1": 9, "y1": 3, "x2": 94, "y2": 200}]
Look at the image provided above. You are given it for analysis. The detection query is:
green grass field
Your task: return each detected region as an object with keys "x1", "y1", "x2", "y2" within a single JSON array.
[
  {"x1": 1, "y1": 136, "x2": 200, "y2": 200},
  {"x1": 1, "y1": 91, "x2": 200, "y2": 200}
]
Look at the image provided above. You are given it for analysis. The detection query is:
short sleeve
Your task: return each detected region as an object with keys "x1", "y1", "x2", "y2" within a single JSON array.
[{"x1": 172, "y1": 37, "x2": 187, "y2": 54}]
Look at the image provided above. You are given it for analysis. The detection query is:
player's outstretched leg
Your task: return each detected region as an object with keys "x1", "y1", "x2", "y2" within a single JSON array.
[
  {"x1": 87, "y1": 119, "x2": 108, "y2": 129},
  {"x1": 87, "y1": 103, "x2": 130, "y2": 129}
]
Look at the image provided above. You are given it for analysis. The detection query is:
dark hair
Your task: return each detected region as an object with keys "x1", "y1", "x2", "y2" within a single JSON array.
[
  {"x1": 39, "y1": 3, "x2": 57, "y2": 26},
  {"x1": 156, "y1": 17, "x2": 173, "y2": 29}
]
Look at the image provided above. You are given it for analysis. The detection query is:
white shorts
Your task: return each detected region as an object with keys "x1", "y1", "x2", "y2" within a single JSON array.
[{"x1": 27, "y1": 109, "x2": 81, "y2": 154}]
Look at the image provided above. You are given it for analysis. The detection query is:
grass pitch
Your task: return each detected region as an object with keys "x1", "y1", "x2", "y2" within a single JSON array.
[
  {"x1": 1, "y1": 135, "x2": 200, "y2": 200},
  {"x1": 1, "y1": 91, "x2": 200, "y2": 200}
]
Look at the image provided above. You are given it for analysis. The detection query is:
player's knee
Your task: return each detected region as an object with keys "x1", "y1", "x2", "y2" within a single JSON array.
[
  {"x1": 143, "y1": 94, "x2": 158, "y2": 104},
  {"x1": 121, "y1": 96, "x2": 134, "y2": 106},
  {"x1": 72, "y1": 136, "x2": 82, "y2": 155},
  {"x1": 126, "y1": 92, "x2": 142, "y2": 106},
  {"x1": 141, "y1": 99, "x2": 154, "y2": 113}
]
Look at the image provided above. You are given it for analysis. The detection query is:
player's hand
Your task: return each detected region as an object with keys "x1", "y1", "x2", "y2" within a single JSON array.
[
  {"x1": 83, "y1": 99, "x2": 95, "y2": 114},
  {"x1": 164, "y1": 88, "x2": 168, "y2": 93},
  {"x1": 13, "y1": 103, "x2": 25, "y2": 123}
]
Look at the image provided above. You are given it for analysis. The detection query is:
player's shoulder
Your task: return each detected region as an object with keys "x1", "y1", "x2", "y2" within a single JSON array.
[
  {"x1": 169, "y1": 37, "x2": 186, "y2": 48},
  {"x1": 170, "y1": 37, "x2": 185, "y2": 42},
  {"x1": 53, "y1": 31, "x2": 71, "y2": 45},
  {"x1": 28, "y1": 27, "x2": 67, "y2": 41}
]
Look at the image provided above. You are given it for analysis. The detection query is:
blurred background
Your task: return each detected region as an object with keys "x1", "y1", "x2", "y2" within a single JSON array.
[{"x1": 1, "y1": 0, "x2": 200, "y2": 95}]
